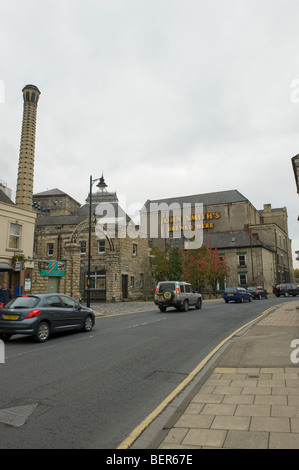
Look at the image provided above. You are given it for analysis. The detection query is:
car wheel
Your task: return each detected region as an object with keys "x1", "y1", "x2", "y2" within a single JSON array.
[
  {"x1": 159, "y1": 306, "x2": 166, "y2": 312},
  {"x1": 195, "y1": 299, "x2": 202, "y2": 309},
  {"x1": 240, "y1": 297, "x2": 244, "y2": 303},
  {"x1": 82, "y1": 315, "x2": 93, "y2": 332},
  {"x1": 284, "y1": 292, "x2": 289, "y2": 297},
  {"x1": 248, "y1": 296, "x2": 251, "y2": 302},
  {"x1": 181, "y1": 300, "x2": 189, "y2": 312},
  {"x1": 34, "y1": 322, "x2": 50, "y2": 343}
]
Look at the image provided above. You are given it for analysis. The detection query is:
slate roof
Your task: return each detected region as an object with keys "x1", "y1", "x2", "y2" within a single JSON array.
[
  {"x1": 203, "y1": 231, "x2": 274, "y2": 252},
  {"x1": 0, "y1": 188, "x2": 14, "y2": 205},
  {"x1": 33, "y1": 188, "x2": 67, "y2": 197},
  {"x1": 145, "y1": 189, "x2": 248, "y2": 208},
  {"x1": 35, "y1": 200, "x2": 132, "y2": 227}
]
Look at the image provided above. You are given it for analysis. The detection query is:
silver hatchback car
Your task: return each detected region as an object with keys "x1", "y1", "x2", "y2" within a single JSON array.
[{"x1": 154, "y1": 281, "x2": 202, "y2": 312}]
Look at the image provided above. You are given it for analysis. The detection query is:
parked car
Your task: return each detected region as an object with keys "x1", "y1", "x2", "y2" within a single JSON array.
[
  {"x1": 223, "y1": 287, "x2": 252, "y2": 303},
  {"x1": 247, "y1": 286, "x2": 268, "y2": 300},
  {"x1": 273, "y1": 283, "x2": 299, "y2": 297},
  {"x1": 0, "y1": 293, "x2": 95, "y2": 343},
  {"x1": 154, "y1": 281, "x2": 202, "y2": 312}
]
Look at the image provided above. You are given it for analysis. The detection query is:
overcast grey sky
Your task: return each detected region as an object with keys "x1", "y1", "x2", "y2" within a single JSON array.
[{"x1": 1, "y1": 0, "x2": 299, "y2": 265}]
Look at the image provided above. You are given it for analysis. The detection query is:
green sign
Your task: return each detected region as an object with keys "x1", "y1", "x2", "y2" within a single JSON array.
[{"x1": 41, "y1": 261, "x2": 65, "y2": 277}]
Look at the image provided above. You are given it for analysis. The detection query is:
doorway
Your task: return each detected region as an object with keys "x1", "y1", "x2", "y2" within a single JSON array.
[
  {"x1": 47, "y1": 277, "x2": 59, "y2": 293},
  {"x1": 122, "y1": 275, "x2": 128, "y2": 299}
]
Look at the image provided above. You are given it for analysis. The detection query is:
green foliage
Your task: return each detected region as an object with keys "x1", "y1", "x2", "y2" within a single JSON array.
[
  {"x1": 10, "y1": 252, "x2": 28, "y2": 270},
  {"x1": 150, "y1": 247, "x2": 169, "y2": 282},
  {"x1": 151, "y1": 243, "x2": 230, "y2": 295},
  {"x1": 168, "y1": 248, "x2": 183, "y2": 280}
]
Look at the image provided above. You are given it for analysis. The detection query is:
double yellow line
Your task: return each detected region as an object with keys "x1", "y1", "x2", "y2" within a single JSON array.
[{"x1": 117, "y1": 304, "x2": 280, "y2": 449}]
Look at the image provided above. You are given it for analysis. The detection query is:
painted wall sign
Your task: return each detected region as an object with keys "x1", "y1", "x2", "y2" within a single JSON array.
[
  {"x1": 41, "y1": 261, "x2": 65, "y2": 277},
  {"x1": 161, "y1": 211, "x2": 221, "y2": 231}
]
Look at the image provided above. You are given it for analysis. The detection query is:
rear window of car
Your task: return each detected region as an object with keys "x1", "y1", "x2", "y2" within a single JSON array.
[
  {"x1": 5, "y1": 296, "x2": 40, "y2": 309},
  {"x1": 158, "y1": 283, "x2": 175, "y2": 293},
  {"x1": 225, "y1": 287, "x2": 236, "y2": 293}
]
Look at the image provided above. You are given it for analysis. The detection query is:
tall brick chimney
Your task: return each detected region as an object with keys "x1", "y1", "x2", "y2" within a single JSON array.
[{"x1": 16, "y1": 84, "x2": 41, "y2": 210}]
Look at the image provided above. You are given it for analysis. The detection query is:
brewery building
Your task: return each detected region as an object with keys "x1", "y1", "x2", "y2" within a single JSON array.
[{"x1": 144, "y1": 189, "x2": 294, "y2": 293}]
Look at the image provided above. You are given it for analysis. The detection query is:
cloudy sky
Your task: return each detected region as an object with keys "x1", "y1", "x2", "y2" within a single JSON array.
[{"x1": 1, "y1": 0, "x2": 299, "y2": 265}]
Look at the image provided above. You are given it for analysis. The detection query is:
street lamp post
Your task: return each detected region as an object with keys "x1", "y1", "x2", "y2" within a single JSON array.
[{"x1": 86, "y1": 175, "x2": 103, "y2": 308}]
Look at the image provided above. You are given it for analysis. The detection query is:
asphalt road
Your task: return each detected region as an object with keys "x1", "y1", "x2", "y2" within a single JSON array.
[{"x1": 0, "y1": 295, "x2": 292, "y2": 449}]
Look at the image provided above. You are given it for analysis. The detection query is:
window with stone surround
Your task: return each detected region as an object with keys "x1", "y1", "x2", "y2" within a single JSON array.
[
  {"x1": 47, "y1": 243, "x2": 54, "y2": 256},
  {"x1": 238, "y1": 254, "x2": 246, "y2": 267},
  {"x1": 85, "y1": 270, "x2": 106, "y2": 290},
  {"x1": 8, "y1": 223, "x2": 21, "y2": 250},
  {"x1": 239, "y1": 273, "x2": 247, "y2": 285},
  {"x1": 98, "y1": 240, "x2": 105, "y2": 253}
]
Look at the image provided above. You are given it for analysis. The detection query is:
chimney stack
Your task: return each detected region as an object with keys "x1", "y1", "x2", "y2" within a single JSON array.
[{"x1": 16, "y1": 84, "x2": 41, "y2": 210}]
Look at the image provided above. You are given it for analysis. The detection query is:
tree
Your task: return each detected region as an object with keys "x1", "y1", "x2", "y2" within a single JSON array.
[
  {"x1": 182, "y1": 246, "x2": 208, "y2": 290},
  {"x1": 182, "y1": 244, "x2": 230, "y2": 295},
  {"x1": 169, "y1": 248, "x2": 183, "y2": 280},
  {"x1": 151, "y1": 242, "x2": 230, "y2": 295},
  {"x1": 150, "y1": 246, "x2": 183, "y2": 282},
  {"x1": 150, "y1": 247, "x2": 169, "y2": 282},
  {"x1": 204, "y1": 245, "x2": 230, "y2": 296}
]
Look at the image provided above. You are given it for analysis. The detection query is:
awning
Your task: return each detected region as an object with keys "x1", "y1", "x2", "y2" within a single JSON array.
[{"x1": 0, "y1": 262, "x2": 13, "y2": 271}]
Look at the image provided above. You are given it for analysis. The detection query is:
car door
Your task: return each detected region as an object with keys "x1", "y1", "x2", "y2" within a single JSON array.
[
  {"x1": 185, "y1": 284, "x2": 196, "y2": 306},
  {"x1": 59, "y1": 295, "x2": 83, "y2": 328},
  {"x1": 290, "y1": 284, "x2": 299, "y2": 296},
  {"x1": 43, "y1": 295, "x2": 66, "y2": 329}
]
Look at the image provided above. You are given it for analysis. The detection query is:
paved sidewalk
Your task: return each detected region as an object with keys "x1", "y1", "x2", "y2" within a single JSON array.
[
  {"x1": 90, "y1": 297, "x2": 299, "y2": 448},
  {"x1": 154, "y1": 301, "x2": 299, "y2": 449},
  {"x1": 90, "y1": 301, "x2": 155, "y2": 316}
]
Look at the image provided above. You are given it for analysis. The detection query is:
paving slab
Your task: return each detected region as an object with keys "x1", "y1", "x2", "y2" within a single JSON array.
[{"x1": 154, "y1": 301, "x2": 299, "y2": 449}]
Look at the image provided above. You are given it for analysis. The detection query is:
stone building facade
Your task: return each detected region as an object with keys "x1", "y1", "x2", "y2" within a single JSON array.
[
  {"x1": 0, "y1": 185, "x2": 36, "y2": 294},
  {"x1": 144, "y1": 189, "x2": 294, "y2": 292},
  {"x1": 32, "y1": 183, "x2": 154, "y2": 302}
]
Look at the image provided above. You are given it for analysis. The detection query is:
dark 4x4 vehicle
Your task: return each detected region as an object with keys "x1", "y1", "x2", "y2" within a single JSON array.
[
  {"x1": 273, "y1": 283, "x2": 299, "y2": 297},
  {"x1": 154, "y1": 281, "x2": 202, "y2": 312},
  {"x1": 247, "y1": 286, "x2": 268, "y2": 300}
]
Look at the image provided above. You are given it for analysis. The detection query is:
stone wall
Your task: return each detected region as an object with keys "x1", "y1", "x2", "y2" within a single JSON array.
[{"x1": 33, "y1": 220, "x2": 155, "y2": 302}]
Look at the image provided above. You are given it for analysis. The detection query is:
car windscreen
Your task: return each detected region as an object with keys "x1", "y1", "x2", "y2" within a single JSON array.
[
  {"x1": 5, "y1": 296, "x2": 40, "y2": 309},
  {"x1": 224, "y1": 287, "x2": 236, "y2": 293},
  {"x1": 158, "y1": 283, "x2": 175, "y2": 293}
]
